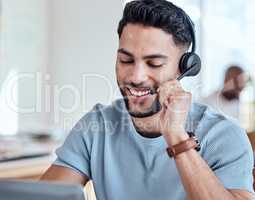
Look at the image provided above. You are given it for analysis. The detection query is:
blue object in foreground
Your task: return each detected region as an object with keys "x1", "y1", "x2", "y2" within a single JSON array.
[{"x1": 0, "y1": 180, "x2": 85, "y2": 200}]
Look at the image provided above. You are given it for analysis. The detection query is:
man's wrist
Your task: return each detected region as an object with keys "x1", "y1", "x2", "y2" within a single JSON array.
[
  {"x1": 166, "y1": 137, "x2": 198, "y2": 158},
  {"x1": 163, "y1": 128, "x2": 189, "y2": 146}
]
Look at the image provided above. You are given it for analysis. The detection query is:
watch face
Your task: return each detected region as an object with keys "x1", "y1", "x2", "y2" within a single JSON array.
[
  {"x1": 167, "y1": 148, "x2": 175, "y2": 158},
  {"x1": 187, "y1": 132, "x2": 195, "y2": 137},
  {"x1": 195, "y1": 140, "x2": 201, "y2": 151},
  {"x1": 193, "y1": 137, "x2": 201, "y2": 151},
  {"x1": 187, "y1": 132, "x2": 201, "y2": 151}
]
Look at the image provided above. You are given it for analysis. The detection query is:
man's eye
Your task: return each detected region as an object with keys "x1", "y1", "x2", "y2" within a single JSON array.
[
  {"x1": 120, "y1": 60, "x2": 134, "y2": 64},
  {"x1": 147, "y1": 63, "x2": 164, "y2": 68}
]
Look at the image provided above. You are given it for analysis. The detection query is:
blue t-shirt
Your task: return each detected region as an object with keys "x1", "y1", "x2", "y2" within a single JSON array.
[{"x1": 54, "y1": 99, "x2": 254, "y2": 200}]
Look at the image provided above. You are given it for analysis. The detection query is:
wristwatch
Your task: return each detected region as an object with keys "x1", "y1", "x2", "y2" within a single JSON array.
[
  {"x1": 187, "y1": 132, "x2": 201, "y2": 152},
  {"x1": 167, "y1": 132, "x2": 200, "y2": 158}
]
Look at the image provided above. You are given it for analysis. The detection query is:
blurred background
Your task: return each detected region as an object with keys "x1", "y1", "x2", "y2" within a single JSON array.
[
  {"x1": 0, "y1": 0, "x2": 254, "y2": 185},
  {"x1": 1, "y1": 0, "x2": 255, "y2": 136}
]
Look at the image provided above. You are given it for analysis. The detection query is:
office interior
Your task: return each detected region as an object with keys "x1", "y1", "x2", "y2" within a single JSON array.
[{"x1": 0, "y1": 0, "x2": 255, "y2": 199}]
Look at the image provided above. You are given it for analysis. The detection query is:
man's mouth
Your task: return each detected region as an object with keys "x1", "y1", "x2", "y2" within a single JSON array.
[{"x1": 127, "y1": 87, "x2": 153, "y2": 97}]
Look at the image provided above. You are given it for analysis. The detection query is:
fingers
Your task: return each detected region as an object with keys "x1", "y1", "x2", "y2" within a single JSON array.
[
  {"x1": 163, "y1": 92, "x2": 191, "y2": 108},
  {"x1": 158, "y1": 80, "x2": 182, "y2": 94},
  {"x1": 160, "y1": 92, "x2": 191, "y2": 128},
  {"x1": 158, "y1": 80, "x2": 185, "y2": 106},
  {"x1": 158, "y1": 80, "x2": 192, "y2": 137}
]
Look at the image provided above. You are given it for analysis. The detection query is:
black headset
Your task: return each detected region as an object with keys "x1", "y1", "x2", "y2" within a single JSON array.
[
  {"x1": 177, "y1": 13, "x2": 201, "y2": 81},
  {"x1": 128, "y1": 9, "x2": 202, "y2": 118}
]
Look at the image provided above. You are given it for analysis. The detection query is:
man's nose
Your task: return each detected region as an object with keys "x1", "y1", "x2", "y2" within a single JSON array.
[{"x1": 129, "y1": 64, "x2": 148, "y2": 85}]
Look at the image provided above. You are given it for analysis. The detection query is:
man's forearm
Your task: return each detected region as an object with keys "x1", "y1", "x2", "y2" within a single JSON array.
[
  {"x1": 173, "y1": 149, "x2": 251, "y2": 200},
  {"x1": 157, "y1": 80, "x2": 253, "y2": 199}
]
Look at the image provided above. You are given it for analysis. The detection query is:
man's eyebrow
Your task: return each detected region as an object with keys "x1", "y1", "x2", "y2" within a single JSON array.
[
  {"x1": 118, "y1": 48, "x2": 168, "y2": 60},
  {"x1": 118, "y1": 49, "x2": 134, "y2": 57},
  {"x1": 143, "y1": 54, "x2": 168, "y2": 59}
]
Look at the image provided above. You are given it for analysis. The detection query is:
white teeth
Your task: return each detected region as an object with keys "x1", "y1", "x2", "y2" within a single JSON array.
[{"x1": 129, "y1": 88, "x2": 150, "y2": 97}]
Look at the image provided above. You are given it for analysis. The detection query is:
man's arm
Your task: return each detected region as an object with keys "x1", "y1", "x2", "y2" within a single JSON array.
[
  {"x1": 158, "y1": 80, "x2": 254, "y2": 200},
  {"x1": 174, "y1": 148, "x2": 254, "y2": 200},
  {"x1": 40, "y1": 165, "x2": 89, "y2": 186}
]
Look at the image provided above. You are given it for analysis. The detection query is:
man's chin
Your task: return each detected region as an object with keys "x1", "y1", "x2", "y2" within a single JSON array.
[
  {"x1": 128, "y1": 110, "x2": 158, "y2": 118},
  {"x1": 123, "y1": 97, "x2": 161, "y2": 118}
]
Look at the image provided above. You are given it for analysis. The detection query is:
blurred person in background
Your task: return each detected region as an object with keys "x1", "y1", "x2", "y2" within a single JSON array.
[{"x1": 201, "y1": 65, "x2": 247, "y2": 121}]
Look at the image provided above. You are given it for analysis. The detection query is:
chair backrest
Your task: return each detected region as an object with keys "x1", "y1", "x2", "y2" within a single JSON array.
[
  {"x1": 248, "y1": 132, "x2": 255, "y2": 151},
  {"x1": 253, "y1": 168, "x2": 255, "y2": 191},
  {"x1": 247, "y1": 133, "x2": 255, "y2": 191}
]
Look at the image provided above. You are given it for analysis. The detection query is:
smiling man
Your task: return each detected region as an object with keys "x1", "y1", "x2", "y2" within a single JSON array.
[{"x1": 41, "y1": 0, "x2": 254, "y2": 199}]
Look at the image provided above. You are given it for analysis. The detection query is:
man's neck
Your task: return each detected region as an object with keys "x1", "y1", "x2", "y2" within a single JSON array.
[{"x1": 131, "y1": 112, "x2": 162, "y2": 138}]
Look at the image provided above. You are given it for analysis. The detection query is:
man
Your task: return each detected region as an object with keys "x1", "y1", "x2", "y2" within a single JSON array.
[
  {"x1": 41, "y1": 1, "x2": 254, "y2": 199},
  {"x1": 201, "y1": 66, "x2": 247, "y2": 121}
]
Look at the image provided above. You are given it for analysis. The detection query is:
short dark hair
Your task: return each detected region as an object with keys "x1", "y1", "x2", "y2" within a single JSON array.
[
  {"x1": 118, "y1": 0, "x2": 193, "y2": 48},
  {"x1": 226, "y1": 65, "x2": 244, "y2": 75}
]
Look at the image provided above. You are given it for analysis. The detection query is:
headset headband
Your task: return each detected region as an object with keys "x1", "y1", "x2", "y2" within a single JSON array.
[{"x1": 182, "y1": 12, "x2": 196, "y2": 53}]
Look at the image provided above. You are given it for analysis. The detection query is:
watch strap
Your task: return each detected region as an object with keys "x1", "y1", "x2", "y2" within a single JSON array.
[{"x1": 167, "y1": 137, "x2": 198, "y2": 158}]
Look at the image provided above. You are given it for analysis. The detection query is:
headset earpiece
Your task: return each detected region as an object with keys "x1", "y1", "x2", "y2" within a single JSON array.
[
  {"x1": 176, "y1": 12, "x2": 202, "y2": 81},
  {"x1": 179, "y1": 52, "x2": 201, "y2": 77}
]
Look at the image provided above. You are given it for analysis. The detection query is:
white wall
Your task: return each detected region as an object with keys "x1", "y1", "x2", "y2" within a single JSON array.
[
  {"x1": 1, "y1": 1, "x2": 254, "y2": 135},
  {"x1": 0, "y1": 0, "x2": 50, "y2": 134},
  {"x1": 48, "y1": 0, "x2": 123, "y2": 131},
  {"x1": 0, "y1": 0, "x2": 124, "y2": 134}
]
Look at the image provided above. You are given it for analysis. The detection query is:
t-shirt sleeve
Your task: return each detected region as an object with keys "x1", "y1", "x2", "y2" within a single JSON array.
[
  {"x1": 203, "y1": 119, "x2": 254, "y2": 193},
  {"x1": 53, "y1": 108, "x2": 101, "y2": 179}
]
